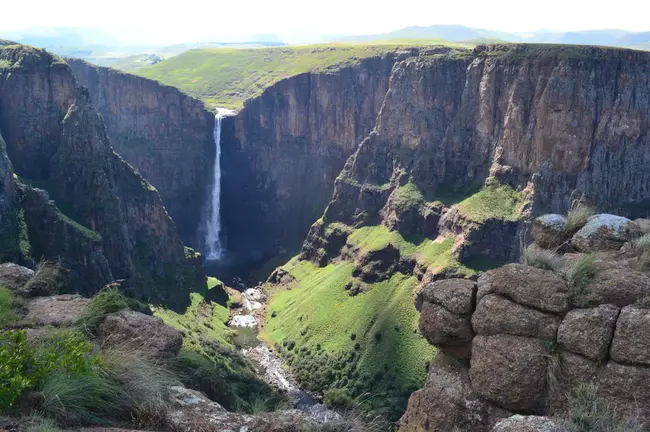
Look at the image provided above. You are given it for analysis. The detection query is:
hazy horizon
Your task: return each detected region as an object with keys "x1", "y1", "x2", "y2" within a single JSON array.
[{"x1": 2, "y1": 0, "x2": 650, "y2": 46}]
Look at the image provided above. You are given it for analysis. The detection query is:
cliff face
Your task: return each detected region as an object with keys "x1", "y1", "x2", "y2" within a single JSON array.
[
  {"x1": 0, "y1": 45, "x2": 203, "y2": 308},
  {"x1": 220, "y1": 54, "x2": 397, "y2": 260},
  {"x1": 327, "y1": 45, "x2": 650, "y2": 227},
  {"x1": 66, "y1": 58, "x2": 215, "y2": 242}
]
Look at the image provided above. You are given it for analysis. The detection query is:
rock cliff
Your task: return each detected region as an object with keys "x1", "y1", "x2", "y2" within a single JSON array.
[
  {"x1": 0, "y1": 44, "x2": 204, "y2": 308},
  {"x1": 399, "y1": 214, "x2": 650, "y2": 431},
  {"x1": 219, "y1": 54, "x2": 397, "y2": 261},
  {"x1": 66, "y1": 58, "x2": 215, "y2": 242}
]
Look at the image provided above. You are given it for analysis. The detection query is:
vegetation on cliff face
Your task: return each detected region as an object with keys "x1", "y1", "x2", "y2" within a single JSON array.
[
  {"x1": 455, "y1": 183, "x2": 524, "y2": 223},
  {"x1": 134, "y1": 43, "x2": 467, "y2": 110}
]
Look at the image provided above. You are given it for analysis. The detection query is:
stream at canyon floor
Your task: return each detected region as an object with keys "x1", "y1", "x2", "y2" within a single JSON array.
[{"x1": 228, "y1": 286, "x2": 341, "y2": 423}]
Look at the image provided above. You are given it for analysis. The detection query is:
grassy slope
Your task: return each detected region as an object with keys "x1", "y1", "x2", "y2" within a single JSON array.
[
  {"x1": 262, "y1": 258, "x2": 434, "y2": 393},
  {"x1": 152, "y1": 277, "x2": 233, "y2": 352},
  {"x1": 134, "y1": 41, "x2": 471, "y2": 110},
  {"x1": 456, "y1": 183, "x2": 524, "y2": 223}
]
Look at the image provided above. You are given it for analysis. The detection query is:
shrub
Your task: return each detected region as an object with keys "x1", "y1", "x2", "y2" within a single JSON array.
[
  {"x1": 0, "y1": 330, "x2": 32, "y2": 410},
  {"x1": 563, "y1": 255, "x2": 598, "y2": 305},
  {"x1": 522, "y1": 245, "x2": 561, "y2": 271},
  {"x1": 565, "y1": 205, "x2": 595, "y2": 234},
  {"x1": 73, "y1": 287, "x2": 128, "y2": 334},
  {"x1": 0, "y1": 287, "x2": 21, "y2": 327},
  {"x1": 635, "y1": 234, "x2": 650, "y2": 251},
  {"x1": 23, "y1": 261, "x2": 67, "y2": 297},
  {"x1": 324, "y1": 388, "x2": 352, "y2": 408},
  {"x1": 559, "y1": 382, "x2": 645, "y2": 432}
]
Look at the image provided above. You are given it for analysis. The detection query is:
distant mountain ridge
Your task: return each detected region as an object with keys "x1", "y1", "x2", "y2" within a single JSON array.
[{"x1": 339, "y1": 25, "x2": 650, "y2": 49}]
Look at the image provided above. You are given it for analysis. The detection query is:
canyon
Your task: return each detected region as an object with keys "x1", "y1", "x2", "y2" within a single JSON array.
[{"x1": 1, "y1": 38, "x2": 650, "y2": 431}]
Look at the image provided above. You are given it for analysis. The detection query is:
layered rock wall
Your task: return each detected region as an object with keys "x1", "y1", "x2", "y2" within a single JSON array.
[
  {"x1": 0, "y1": 45, "x2": 203, "y2": 307},
  {"x1": 66, "y1": 58, "x2": 215, "y2": 242},
  {"x1": 220, "y1": 54, "x2": 397, "y2": 259}
]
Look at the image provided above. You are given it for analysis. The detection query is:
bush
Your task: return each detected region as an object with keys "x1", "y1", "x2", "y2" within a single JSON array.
[
  {"x1": 73, "y1": 287, "x2": 128, "y2": 334},
  {"x1": 23, "y1": 261, "x2": 66, "y2": 297},
  {"x1": 0, "y1": 287, "x2": 21, "y2": 327},
  {"x1": 522, "y1": 245, "x2": 561, "y2": 271},
  {"x1": 636, "y1": 234, "x2": 650, "y2": 251},
  {"x1": 565, "y1": 205, "x2": 595, "y2": 234},
  {"x1": 0, "y1": 330, "x2": 32, "y2": 410},
  {"x1": 563, "y1": 255, "x2": 598, "y2": 305},
  {"x1": 324, "y1": 388, "x2": 352, "y2": 408},
  {"x1": 559, "y1": 383, "x2": 645, "y2": 432}
]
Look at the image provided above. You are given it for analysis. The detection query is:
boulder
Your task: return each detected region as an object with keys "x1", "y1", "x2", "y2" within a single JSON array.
[
  {"x1": 599, "y1": 361, "x2": 650, "y2": 425},
  {"x1": 532, "y1": 214, "x2": 569, "y2": 249},
  {"x1": 549, "y1": 351, "x2": 600, "y2": 412},
  {"x1": 419, "y1": 302, "x2": 473, "y2": 350},
  {"x1": 25, "y1": 294, "x2": 89, "y2": 326},
  {"x1": 476, "y1": 264, "x2": 569, "y2": 314},
  {"x1": 400, "y1": 353, "x2": 510, "y2": 432},
  {"x1": 97, "y1": 309, "x2": 182, "y2": 359},
  {"x1": 557, "y1": 304, "x2": 619, "y2": 361},
  {"x1": 472, "y1": 295, "x2": 560, "y2": 340},
  {"x1": 0, "y1": 263, "x2": 34, "y2": 292},
  {"x1": 583, "y1": 266, "x2": 650, "y2": 307},
  {"x1": 416, "y1": 278, "x2": 477, "y2": 314},
  {"x1": 490, "y1": 415, "x2": 562, "y2": 432},
  {"x1": 572, "y1": 214, "x2": 641, "y2": 253},
  {"x1": 635, "y1": 218, "x2": 650, "y2": 234},
  {"x1": 470, "y1": 335, "x2": 547, "y2": 412},
  {"x1": 610, "y1": 305, "x2": 650, "y2": 366}
]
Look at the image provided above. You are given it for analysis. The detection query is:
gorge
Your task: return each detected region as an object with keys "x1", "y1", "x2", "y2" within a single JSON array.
[{"x1": 1, "y1": 38, "x2": 650, "y2": 431}]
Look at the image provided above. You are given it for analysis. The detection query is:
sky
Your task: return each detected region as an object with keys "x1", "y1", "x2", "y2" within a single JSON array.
[{"x1": 2, "y1": 0, "x2": 650, "y2": 45}]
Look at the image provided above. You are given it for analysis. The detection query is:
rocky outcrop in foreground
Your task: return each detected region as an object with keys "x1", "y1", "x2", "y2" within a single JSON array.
[
  {"x1": 400, "y1": 213, "x2": 650, "y2": 431},
  {"x1": 0, "y1": 44, "x2": 203, "y2": 307}
]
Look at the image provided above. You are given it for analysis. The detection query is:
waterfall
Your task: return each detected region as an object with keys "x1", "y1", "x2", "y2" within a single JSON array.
[{"x1": 203, "y1": 109, "x2": 233, "y2": 260}]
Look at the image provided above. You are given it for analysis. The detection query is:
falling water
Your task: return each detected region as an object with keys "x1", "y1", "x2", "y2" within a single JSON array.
[{"x1": 204, "y1": 109, "x2": 233, "y2": 260}]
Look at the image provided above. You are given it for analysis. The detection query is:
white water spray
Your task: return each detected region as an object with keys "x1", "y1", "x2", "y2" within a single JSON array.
[{"x1": 203, "y1": 108, "x2": 233, "y2": 260}]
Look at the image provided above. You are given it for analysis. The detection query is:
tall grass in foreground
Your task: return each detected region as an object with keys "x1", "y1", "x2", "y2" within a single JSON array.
[
  {"x1": 522, "y1": 245, "x2": 561, "y2": 271},
  {"x1": 565, "y1": 205, "x2": 595, "y2": 234},
  {"x1": 562, "y1": 255, "x2": 598, "y2": 305},
  {"x1": 0, "y1": 287, "x2": 21, "y2": 327},
  {"x1": 636, "y1": 234, "x2": 650, "y2": 251},
  {"x1": 560, "y1": 383, "x2": 646, "y2": 432}
]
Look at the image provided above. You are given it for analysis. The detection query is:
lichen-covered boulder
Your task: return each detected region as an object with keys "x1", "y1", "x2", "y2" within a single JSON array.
[
  {"x1": 97, "y1": 309, "x2": 182, "y2": 359},
  {"x1": 557, "y1": 304, "x2": 618, "y2": 361},
  {"x1": 25, "y1": 294, "x2": 89, "y2": 326},
  {"x1": 583, "y1": 266, "x2": 650, "y2": 307},
  {"x1": 599, "y1": 361, "x2": 650, "y2": 425},
  {"x1": 419, "y1": 302, "x2": 473, "y2": 349},
  {"x1": 572, "y1": 214, "x2": 641, "y2": 253},
  {"x1": 400, "y1": 353, "x2": 510, "y2": 432},
  {"x1": 416, "y1": 278, "x2": 476, "y2": 314},
  {"x1": 472, "y1": 295, "x2": 560, "y2": 340},
  {"x1": 470, "y1": 335, "x2": 547, "y2": 412},
  {"x1": 0, "y1": 263, "x2": 34, "y2": 292},
  {"x1": 610, "y1": 305, "x2": 650, "y2": 366},
  {"x1": 532, "y1": 214, "x2": 569, "y2": 249},
  {"x1": 477, "y1": 264, "x2": 569, "y2": 314},
  {"x1": 418, "y1": 279, "x2": 476, "y2": 356},
  {"x1": 491, "y1": 415, "x2": 562, "y2": 432},
  {"x1": 635, "y1": 218, "x2": 650, "y2": 234}
]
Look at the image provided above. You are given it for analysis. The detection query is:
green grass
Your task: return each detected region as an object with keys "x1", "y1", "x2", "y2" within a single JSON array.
[
  {"x1": 346, "y1": 224, "x2": 474, "y2": 273},
  {"x1": 391, "y1": 183, "x2": 424, "y2": 208},
  {"x1": 262, "y1": 260, "x2": 435, "y2": 412},
  {"x1": 152, "y1": 278, "x2": 233, "y2": 352},
  {"x1": 135, "y1": 42, "x2": 469, "y2": 110},
  {"x1": 0, "y1": 287, "x2": 21, "y2": 327},
  {"x1": 73, "y1": 287, "x2": 128, "y2": 334},
  {"x1": 456, "y1": 183, "x2": 524, "y2": 222}
]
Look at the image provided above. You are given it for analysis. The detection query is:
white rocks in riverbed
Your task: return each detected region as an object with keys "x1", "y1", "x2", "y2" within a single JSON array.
[{"x1": 231, "y1": 314, "x2": 258, "y2": 328}]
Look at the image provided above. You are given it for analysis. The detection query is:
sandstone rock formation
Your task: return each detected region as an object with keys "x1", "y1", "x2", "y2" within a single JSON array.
[
  {"x1": 0, "y1": 44, "x2": 204, "y2": 307},
  {"x1": 400, "y1": 213, "x2": 650, "y2": 431}
]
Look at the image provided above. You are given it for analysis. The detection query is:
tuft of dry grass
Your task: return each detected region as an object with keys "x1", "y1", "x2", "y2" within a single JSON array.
[
  {"x1": 522, "y1": 245, "x2": 562, "y2": 271},
  {"x1": 565, "y1": 205, "x2": 595, "y2": 234}
]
